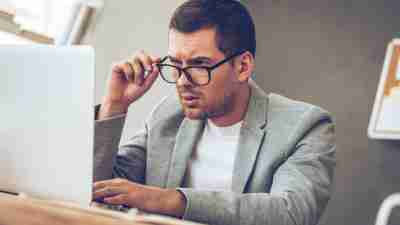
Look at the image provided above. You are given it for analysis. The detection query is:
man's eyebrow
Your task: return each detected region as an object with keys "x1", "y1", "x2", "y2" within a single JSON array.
[
  {"x1": 187, "y1": 57, "x2": 213, "y2": 65},
  {"x1": 167, "y1": 56, "x2": 213, "y2": 65}
]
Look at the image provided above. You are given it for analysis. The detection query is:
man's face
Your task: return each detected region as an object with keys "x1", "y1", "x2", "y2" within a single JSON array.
[{"x1": 168, "y1": 28, "x2": 239, "y2": 120}]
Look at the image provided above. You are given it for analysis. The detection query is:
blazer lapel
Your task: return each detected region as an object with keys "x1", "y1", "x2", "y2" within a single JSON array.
[
  {"x1": 232, "y1": 81, "x2": 268, "y2": 193},
  {"x1": 166, "y1": 118, "x2": 204, "y2": 188}
]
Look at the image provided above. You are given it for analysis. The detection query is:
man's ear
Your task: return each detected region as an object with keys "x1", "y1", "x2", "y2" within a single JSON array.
[{"x1": 235, "y1": 51, "x2": 255, "y2": 82}]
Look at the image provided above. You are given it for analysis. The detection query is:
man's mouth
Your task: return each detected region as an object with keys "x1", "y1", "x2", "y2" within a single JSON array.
[
  {"x1": 181, "y1": 94, "x2": 200, "y2": 106},
  {"x1": 182, "y1": 95, "x2": 198, "y2": 101}
]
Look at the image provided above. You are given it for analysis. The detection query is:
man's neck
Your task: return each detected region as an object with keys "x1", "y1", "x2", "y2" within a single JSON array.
[{"x1": 210, "y1": 84, "x2": 251, "y2": 127}]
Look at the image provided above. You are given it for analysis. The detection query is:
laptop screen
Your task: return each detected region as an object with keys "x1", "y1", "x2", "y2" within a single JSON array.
[{"x1": 0, "y1": 45, "x2": 95, "y2": 205}]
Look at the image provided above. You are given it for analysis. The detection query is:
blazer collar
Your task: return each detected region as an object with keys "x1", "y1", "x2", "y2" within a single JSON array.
[
  {"x1": 232, "y1": 80, "x2": 268, "y2": 193},
  {"x1": 166, "y1": 117, "x2": 204, "y2": 188},
  {"x1": 241, "y1": 80, "x2": 268, "y2": 132}
]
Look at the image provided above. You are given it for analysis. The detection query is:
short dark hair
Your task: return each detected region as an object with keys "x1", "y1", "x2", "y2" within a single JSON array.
[{"x1": 169, "y1": 0, "x2": 256, "y2": 58}]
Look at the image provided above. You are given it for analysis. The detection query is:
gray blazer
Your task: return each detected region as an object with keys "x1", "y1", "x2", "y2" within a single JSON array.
[{"x1": 94, "y1": 81, "x2": 336, "y2": 225}]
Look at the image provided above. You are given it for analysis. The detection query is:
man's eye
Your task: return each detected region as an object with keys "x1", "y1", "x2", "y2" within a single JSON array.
[
  {"x1": 190, "y1": 62, "x2": 210, "y2": 67},
  {"x1": 168, "y1": 60, "x2": 181, "y2": 66},
  {"x1": 192, "y1": 60, "x2": 210, "y2": 66}
]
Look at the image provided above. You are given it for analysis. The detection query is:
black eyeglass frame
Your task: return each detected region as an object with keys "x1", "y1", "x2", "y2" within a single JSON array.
[{"x1": 156, "y1": 50, "x2": 247, "y2": 86}]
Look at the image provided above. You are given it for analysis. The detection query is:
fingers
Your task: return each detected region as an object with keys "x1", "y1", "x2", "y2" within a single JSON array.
[
  {"x1": 137, "y1": 51, "x2": 153, "y2": 71},
  {"x1": 93, "y1": 179, "x2": 110, "y2": 190},
  {"x1": 92, "y1": 178, "x2": 129, "y2": 200},
  {"x1": 111, "y1": 63, "x2": 128, "y2": 80},
  {"x1": 111, "y1": 63, "x2": 124, "y2": 74},
  {"x1": 103, "y1": 194, "x2": 128, "y2": 205},
  {"x1": 93, "y1": 178, "x2": 129, "y2": 190},
  {"x1": 122, "y1": 50, "x2": 160, "y2": 86},
  {"x1": 149, "y1": 55, "x2": 161, "y2": 64},
  {"x1": 109, "y1": 51, "x2": 160, "y2": 91},
  {"x1": 140, "y1": 54, "x2": 161, "y2": 88},
  {"x1": 143, "y1": 63, "x2": 159, "y2": 88},
  {"x1": 121, "y1": 60, "x2": 137, "y2": 83},
  {"x1": 93, "y1": 186, "x2": 128, "y2": 200},
  {"x1": 132, "y1": 57, "x2": 145, "y2": 85},
  {"x1": 134, "y1": 51, "x2": 158, "y2": 86}
]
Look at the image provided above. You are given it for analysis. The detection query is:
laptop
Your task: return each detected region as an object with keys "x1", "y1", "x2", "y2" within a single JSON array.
[
  {"x1": 0, "y1": 45, "x2": 94, "y2": 206},
  {"x1": 0, "y1": 44, "x2": 209, "y2": 225}
]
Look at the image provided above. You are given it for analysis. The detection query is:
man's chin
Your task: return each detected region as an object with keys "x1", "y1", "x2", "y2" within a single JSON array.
[{"x1": 183, "y1": 108, "x2": 206, "y2": 120}]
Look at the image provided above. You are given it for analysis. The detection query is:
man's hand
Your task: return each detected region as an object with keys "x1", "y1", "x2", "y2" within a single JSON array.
[
  {"x1": 98, "y1": 51, "x2": 161, "y2": 119},
  {"x1": 92, "y1": 178, "x2": 186, "y2": 218}
]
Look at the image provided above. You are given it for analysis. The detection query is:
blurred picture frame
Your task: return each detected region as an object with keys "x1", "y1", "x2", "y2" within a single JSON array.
[{"x1": 368, "y1": 39, "x2": 400, "y2": 139}]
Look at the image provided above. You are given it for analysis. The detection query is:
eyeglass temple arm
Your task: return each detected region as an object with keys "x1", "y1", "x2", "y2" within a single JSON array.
[
  {"x1": 157, "y1": 56, "x2": 169, "y2": 65},
  {"x1": 209, "y1": 50, "x2": 248, "y2": 70}
]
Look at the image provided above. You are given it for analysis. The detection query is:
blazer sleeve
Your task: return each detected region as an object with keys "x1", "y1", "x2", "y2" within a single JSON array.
[
  {"x1": 93, "y1": 95, "x2": 174, "y2": 184},
  {"x1": 93, "y1": 108, "x2": 148, "y2": 184},
  {"x1": 177, "y1": 118, "x2": 336, "y2": 225}
]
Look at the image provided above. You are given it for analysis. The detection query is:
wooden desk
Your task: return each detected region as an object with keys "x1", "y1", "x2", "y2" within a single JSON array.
[{"x1": 0, "y1": 193, "x2": 204, "y2": 225}]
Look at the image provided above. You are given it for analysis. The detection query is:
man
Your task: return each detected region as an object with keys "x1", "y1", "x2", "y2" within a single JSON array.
[{"x1": 92, "y1": 1, "x2": 336, "y2": 225}]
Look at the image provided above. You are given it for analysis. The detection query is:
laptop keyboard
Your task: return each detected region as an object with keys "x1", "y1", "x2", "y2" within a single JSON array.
[{"x1": 91, "y1": 201, "x2": 138, "y2": 214}]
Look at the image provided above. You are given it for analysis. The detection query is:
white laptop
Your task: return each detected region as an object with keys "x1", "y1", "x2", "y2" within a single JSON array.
[
  {"x1": 0, "y1": 45, "x2": 94, "y2": 206},
  {"x1": 0, "y1": 44, "x2": 209, "y2": 225}
]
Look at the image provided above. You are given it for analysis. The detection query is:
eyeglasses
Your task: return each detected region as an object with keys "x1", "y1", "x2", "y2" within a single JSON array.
[{"x1": 156, "y1": 50, "x2": 246, "y2": 86}]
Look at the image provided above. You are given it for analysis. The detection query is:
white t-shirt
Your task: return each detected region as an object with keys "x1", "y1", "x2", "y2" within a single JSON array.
[{"x1": 183, "y1": 119, "x2": 242, "y2": 190}]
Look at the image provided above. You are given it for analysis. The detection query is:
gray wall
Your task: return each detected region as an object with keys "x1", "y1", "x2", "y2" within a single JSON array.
[{"x1": 242, "y1": 0, "x2": 400, "y2": 225}]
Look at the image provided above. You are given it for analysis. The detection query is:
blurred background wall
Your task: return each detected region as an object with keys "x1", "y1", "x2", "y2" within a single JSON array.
[{"x1": 241, "y1": 0, "x2": 400, "y2": 225}]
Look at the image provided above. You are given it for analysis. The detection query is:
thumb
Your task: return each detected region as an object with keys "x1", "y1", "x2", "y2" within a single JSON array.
[
  {"x1": 143, "y1": 63, "x2": 160, "y2": 89},
  {"x1": 150, "y1": 55, "x2": 161, "y2": 63}
]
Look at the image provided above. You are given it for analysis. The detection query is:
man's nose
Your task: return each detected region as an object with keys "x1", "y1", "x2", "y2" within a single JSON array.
[{"x1": 176, "y1": 71, "x2": 192, "y2": 87}]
